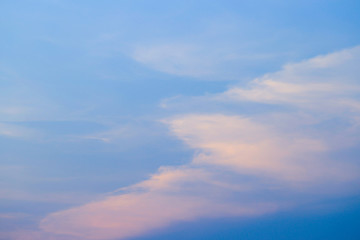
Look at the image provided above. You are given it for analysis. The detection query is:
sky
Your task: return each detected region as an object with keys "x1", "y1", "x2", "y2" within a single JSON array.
[{"x1": 1, "y1": 0, "x2": 360, "y2": 239}]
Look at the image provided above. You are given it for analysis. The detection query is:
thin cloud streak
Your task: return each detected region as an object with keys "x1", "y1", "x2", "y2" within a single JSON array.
[
  {"x1": 221, "y1": 46, "x2": 360, "y2": 112},
  {"x1": 40, "y1": 166, "x2": 278, "y2": 240}
]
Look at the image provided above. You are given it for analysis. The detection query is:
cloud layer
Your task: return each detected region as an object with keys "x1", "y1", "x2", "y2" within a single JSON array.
[{"x1": 38, "y1": 46, "x2": 360, "y2": 240}]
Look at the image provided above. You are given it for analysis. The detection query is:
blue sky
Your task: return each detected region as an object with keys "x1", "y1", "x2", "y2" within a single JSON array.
[{"x1": 1, "y1": 1, "x2": 360, "y2": 239}]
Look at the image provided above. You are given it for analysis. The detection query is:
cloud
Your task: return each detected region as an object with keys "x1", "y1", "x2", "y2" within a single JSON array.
[
  {"x1": 0, "y1": 66, "x2": 64, "y2": 122},
  {"x1": 131, "y1": 42, "x2": 282, "y2": 79},
  {"x1": 0, "y1": 187, "x2": 97, "y2": 205},
  {"x1": 0, "y1": 230, "x2": 83, "y2": 240},
  {"x1": 74, "y1": 126, "x2": 131, "y2": 143},
  {"x1": 0, "y1": 122, "x2": 40, "y2": 139},
  {"x1": 132, "y1": 43, "x2": 217, "y2": 77},
  {"x1": 38, "y1": 46, "x2": 360, "y2": 240},
  {"x1": 220, "y1": 46, "x2": 360, "y2": 113},
  {"x1": 40, "y1": 166, "x2": 277, "y2": 240},
  {"x1": 0, "y1": 212, "x2": 30, "y2": 220},
  {"x1": 166, "y1": 114, "x2": 358, "y2": 184}
]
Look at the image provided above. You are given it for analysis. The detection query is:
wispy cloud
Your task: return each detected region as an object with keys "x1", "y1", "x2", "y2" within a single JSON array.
[
  {"x1": 166, "y1": 114, "x2": 356, "y2": 183},
  {"x1": 132, "y1": 43, "x2": 217, "y2": 77},
  {"x1": 38, "y1": 46, "x2": 360, "y2": 240},
  {"x1": 220, "y1": 46, "x2": 360, "y2": 112},
  {"x1": 0, "y1": 122, "x2": 40, "y2": 139},
  {"x1": 130, "y1": 39, "x2": 288, "y2": 80},
  {"x1": 40, "y1": 166, "x2": 277, "y2": 240}
]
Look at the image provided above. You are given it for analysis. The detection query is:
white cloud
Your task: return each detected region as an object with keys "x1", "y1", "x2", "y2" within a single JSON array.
[
  {"x1": 132, "y1": 43, "x2": 217, "y2": 77},
  {"x1": 220, "y1": 46, "x2": 360, "y2": 113},
  {"x1": 131, "y1": 42, "x2": 282, "y2": 79},
  {"x1": 166, "y1": 114, "x2": 357, "y2": 183}
]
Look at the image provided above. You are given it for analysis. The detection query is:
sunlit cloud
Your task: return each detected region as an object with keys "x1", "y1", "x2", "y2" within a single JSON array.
[
  {"x1": 167, "y1": 114, "x2": 357, "y2": 183},
  {"x1": 40, "y1": 166, "x2": 277, "y2": 240},
  {"x1": 37, "y1": 46, "x2": 360, "y2": 240},
  {"x1": 221, "y1": 46, "x2": 360, "y2": 112}
]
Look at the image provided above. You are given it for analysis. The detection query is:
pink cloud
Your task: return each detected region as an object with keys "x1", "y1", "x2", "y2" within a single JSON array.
[{"x1": 38, "y1": 46, "x2": 360, "y2": 240}]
